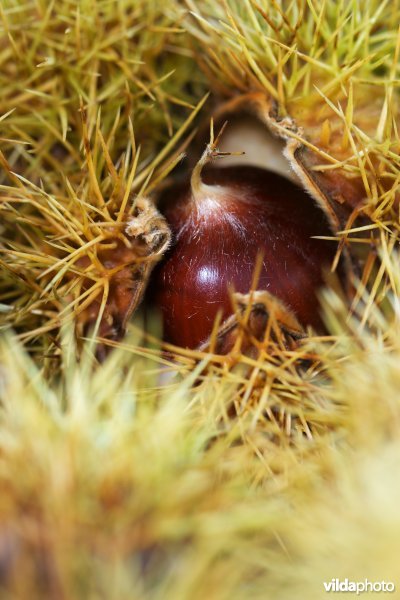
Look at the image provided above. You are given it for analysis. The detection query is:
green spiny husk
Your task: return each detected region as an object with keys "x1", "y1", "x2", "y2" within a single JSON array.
[{"x1": 0, "y1": 0, "x2": 208, "y2": 358}]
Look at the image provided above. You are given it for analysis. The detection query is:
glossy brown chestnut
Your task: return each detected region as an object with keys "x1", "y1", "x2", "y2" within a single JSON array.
[{"x1": 149, "y1": 164, "x2": 339, "y2": 349}]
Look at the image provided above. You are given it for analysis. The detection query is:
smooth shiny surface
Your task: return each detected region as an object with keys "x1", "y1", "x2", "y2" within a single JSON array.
[{"x1": 150, "y1": 165, "x2": 339, "y2": 349}]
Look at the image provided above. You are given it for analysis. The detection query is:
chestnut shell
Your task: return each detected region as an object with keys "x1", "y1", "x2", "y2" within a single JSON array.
[{"x1": 150, "y1": 165, "x2": 340, "y2": 349}]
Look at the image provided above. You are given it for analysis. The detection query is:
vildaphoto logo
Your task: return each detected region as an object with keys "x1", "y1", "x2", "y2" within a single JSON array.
[{"x1": 323, "y1": 579, "x2": 395, "y2": 594}]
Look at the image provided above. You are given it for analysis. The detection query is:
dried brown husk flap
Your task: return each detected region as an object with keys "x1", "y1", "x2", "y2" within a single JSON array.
[
  {"x1": 75, "y1": 197, "x2": 170, "y2": 357},
  {"x1": 210, "y1": 89, "x2": 398, "y2": 233},
  {"x1": 199, "y1": 290, "x2": 305, "y2": 356}
]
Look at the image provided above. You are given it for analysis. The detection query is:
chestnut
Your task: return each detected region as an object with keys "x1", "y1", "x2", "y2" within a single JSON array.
[{"x1": 149, "y1": 153, "x2": 340, "y2": 350}]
